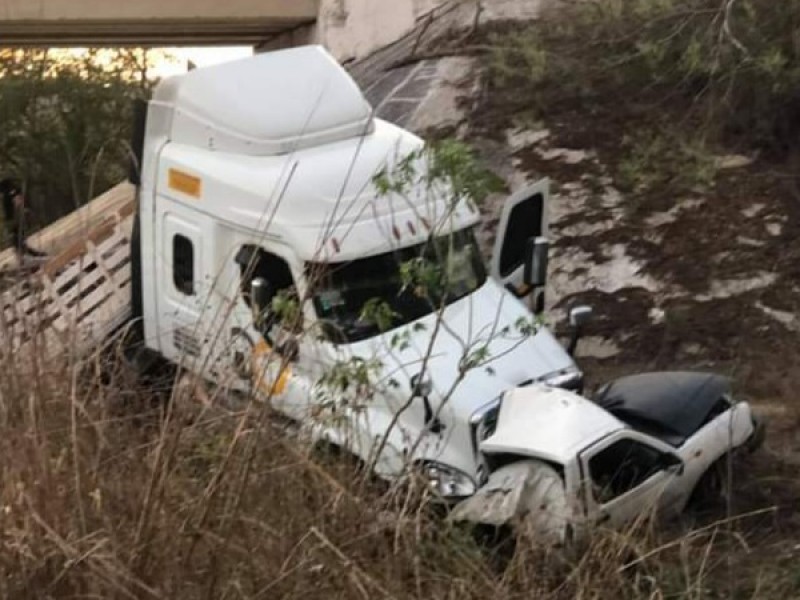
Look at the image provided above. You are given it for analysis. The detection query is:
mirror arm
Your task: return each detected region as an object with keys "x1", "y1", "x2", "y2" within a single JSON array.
[
  {"x1": 256, "y1": 310, "x2": 277, "y2": 345},
  {"x1": 421, "y1": 396, "x2": 444, "y2": 434},
  {"x1": 567, "y1": 326, "x2": 582, "y2": 357},
  {"x1": 411, "y1": 373, "x2": 444, "y2": 434},
  {"x1": 567, "y1": 305, "x2": 593, "y2": 356}
]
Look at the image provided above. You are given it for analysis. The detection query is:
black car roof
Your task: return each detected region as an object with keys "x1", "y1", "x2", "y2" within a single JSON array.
[{"x1": 594, "y1": 372, "x2": 731, "y2": 444}]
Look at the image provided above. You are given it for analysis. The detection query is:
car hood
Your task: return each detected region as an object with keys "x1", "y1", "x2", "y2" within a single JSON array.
[{"x1": 481, "y1": 385, "x2": 625, "y2": 464}]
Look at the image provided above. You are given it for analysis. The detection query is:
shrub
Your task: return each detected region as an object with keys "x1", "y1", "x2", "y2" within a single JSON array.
[
  {"x1": 617, "y1": 128, "x2": 717, "y2": 196},
  {"x1": 0, "y1": 49, "x2": 156, "y2": 230},
  {"x1": 486, "y1": 0, "x2": 800, "y2": 153}
]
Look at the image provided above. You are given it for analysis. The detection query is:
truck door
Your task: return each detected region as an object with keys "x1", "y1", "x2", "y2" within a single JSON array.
[
  {"x1": 579, "y1": 433, "x2": 683, "y2": 529},
  {"x1": 229, "y1": 243, "x2": 314, "y2": 418},
  {"x1": 491, "y1": 179, "x2": 549, "y2": 310},
  {"x1": 158, "y1": 212, "x2": 206, "y2": 365}
]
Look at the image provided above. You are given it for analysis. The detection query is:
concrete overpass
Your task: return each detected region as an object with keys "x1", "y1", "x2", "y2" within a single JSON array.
[{"x1": 0, "y1": 0, "x2": 318, "y2": 46}]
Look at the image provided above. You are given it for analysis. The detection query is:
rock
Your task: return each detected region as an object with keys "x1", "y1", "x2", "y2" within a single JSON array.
[
  {"x1": 575, "y1": 336, "x2": 621, "y2": 359},
  {"x1": 741, "y1": 203, "x2": 765, "y2": 218},
  {"x1": 506, "y1": 128, "x2": 550, "y2": 150},
  {"x1": 714, "y1": 154, "x2": 754, "y2": 170},
  {"x1": 696, "y1": 272, "x2": 778, "y2": 301},
  {"x1": 766, "y1": 222, "x2": 783, "y2": 237},
  {"x1": 682, "y1": 343, "x2": 703, "y2": 356},
  {"x1": 537, "y1": 147, "x2": 590, "y2": 164},
  {"x1": 737, "y1": 236, "x2": 766, "y2": 248}
]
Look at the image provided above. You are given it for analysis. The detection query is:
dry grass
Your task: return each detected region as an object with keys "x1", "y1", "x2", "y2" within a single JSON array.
[{"x1": 0, "y1": 327, "x2": 793, "y2": 600}]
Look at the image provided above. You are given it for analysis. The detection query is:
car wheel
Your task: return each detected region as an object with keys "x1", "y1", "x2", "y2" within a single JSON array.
[
  {"x1": 746, "y1": 415, "x2": 766, "y2": 452},
  {"x1": 689, "y1": 455, "x2": 732, "y2": 512}
]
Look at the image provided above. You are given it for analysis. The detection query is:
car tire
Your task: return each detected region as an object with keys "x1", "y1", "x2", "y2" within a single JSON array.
[
  {"x1": 689, "y1": 455, "x2": 732, "y2": 512},
  {"x1": 746, "y1": 415, "x2": 766, "y2": 452}
]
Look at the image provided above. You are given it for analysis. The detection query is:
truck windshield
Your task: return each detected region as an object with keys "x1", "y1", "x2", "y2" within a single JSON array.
[{"x1": 310, "y1": 228, "x2": 487, "y2": 343}]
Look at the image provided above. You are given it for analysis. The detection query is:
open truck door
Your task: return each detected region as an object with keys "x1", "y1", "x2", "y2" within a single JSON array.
[{"x1": 491, "y1": 179, "x2": 549, "y2": 312}]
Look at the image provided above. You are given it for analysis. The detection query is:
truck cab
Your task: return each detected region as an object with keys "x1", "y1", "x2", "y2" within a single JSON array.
[{"x1": 135, "y1": 46, "x2": 583, "y2": 497}]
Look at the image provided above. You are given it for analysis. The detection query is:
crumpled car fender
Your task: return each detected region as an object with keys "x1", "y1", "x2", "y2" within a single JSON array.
[{"x1": 449, "y1": 460, "x2": 570, "y2": 543}]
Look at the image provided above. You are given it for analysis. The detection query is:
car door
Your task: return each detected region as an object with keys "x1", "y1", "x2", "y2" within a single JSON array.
[
  {"x1": 490, "y1": 179, "x2": 549, "y2": 307},
  {"x1": 579, "y1": 432, "x2": 683, "y2": 529}
]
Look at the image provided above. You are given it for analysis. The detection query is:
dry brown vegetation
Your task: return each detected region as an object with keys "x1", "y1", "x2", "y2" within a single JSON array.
[
  {"x1": 2, "y1": 3, "x2": 800, "y2": 596},
  {"x1": 0, "y1": 332, "x2": 793, "y2": 599}
]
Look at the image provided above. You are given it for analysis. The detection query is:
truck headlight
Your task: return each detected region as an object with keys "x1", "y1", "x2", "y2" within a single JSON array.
[{"x1": 421, "y1": 462, "x2": 477, "y2": 499}]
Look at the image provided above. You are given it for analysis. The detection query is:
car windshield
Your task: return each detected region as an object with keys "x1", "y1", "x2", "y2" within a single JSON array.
[{"x1": 310, "y1": 228, "x2": 487, "y2": 343}]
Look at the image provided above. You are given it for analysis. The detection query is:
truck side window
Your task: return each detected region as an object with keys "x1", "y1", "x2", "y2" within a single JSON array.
[
  {"x1": 589, "y1": 439, "x2": 664, "y2": 503},
  {"x1": 236, "y1": 245, "x2": 301, "y2": 332},
  {"x1": 173, "y1": 234, "x2": 195, "y2": 296}
]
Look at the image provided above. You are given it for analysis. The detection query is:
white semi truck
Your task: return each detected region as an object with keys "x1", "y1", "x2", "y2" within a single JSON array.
[{"x1": 0, "y1": 46, "x2": 762, "y2": 541}]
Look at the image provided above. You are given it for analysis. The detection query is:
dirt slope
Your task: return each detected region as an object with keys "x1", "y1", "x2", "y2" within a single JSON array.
[{"x1": 352, "y1": 3, "x2": 800, "y2": 582}]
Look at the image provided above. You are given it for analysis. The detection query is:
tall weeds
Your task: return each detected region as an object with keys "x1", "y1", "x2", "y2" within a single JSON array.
[{"x1": 0, "y1": 329, "x2": 787, "y2": 598}]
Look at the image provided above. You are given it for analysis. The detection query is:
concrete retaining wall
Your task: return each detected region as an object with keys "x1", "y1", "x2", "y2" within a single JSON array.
[
  {"x1": 260, "y1": 0, "x2": 457, "y2": 62},
  {"x1": 316, "y1": 0, "x2": 445, "y2": 62}
]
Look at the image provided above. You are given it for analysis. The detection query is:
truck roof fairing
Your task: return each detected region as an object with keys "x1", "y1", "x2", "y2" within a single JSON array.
[
  {"x1": 157, "y1": 119, "x2": 481, "y2": 262},
  {"x1": 152, "y1": 45, "x2": 374, "y2": 156}
]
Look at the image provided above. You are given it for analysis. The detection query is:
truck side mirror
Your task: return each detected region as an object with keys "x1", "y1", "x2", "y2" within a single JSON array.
[
  {"x1": 251, "y1": 277, "x2": 274, "y2": 317},
  {"x1": 569, "y1": 305, "x2": 593, "y2": 328},
  {"x1": 567, "y1": 305, "x2": 593, "y2": 356},
  {"x1": 523, "y1": 236, "x2": 549, "y2": 288}
]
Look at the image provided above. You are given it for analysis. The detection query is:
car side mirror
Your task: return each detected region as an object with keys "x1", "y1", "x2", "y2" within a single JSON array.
[
  {"x1": 251, "y1": 277, "x2": 274, "y2": 318},
  {"x1": 523, "y1": 236, "x2": 549, "y2": 288}
]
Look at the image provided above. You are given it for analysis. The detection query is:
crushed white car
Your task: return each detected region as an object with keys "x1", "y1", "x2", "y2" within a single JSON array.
[{"x1": 451, "y1": 372, "x2": 764, "y2": 542}]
